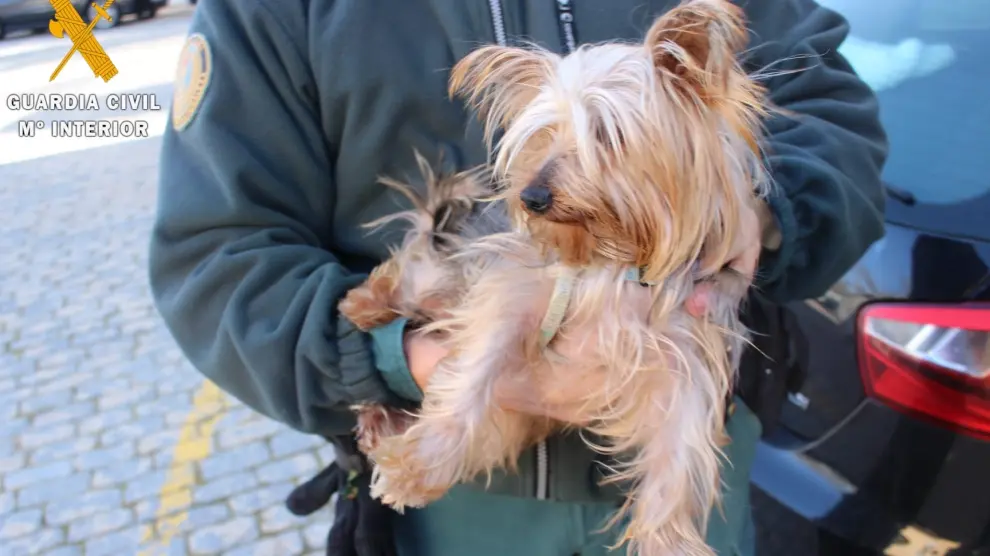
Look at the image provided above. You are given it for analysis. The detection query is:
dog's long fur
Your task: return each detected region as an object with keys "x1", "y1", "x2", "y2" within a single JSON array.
[{"x1": 340, "y1": 1, "x2": 772, "y2": 554}]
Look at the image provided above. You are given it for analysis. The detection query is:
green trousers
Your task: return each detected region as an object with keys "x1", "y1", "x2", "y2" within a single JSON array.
[{"x1": 392, "y1": 399, "x2": 760, "y2": 556}]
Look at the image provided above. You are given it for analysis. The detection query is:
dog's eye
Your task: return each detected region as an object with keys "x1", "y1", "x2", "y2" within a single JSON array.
[{"x1": 594, "y1": 122, "x2": 625, "y2": 150}]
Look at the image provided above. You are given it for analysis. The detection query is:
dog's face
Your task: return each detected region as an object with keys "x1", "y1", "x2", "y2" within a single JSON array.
[{"x1": 450, "y1": 0, "x2": 770, "y2": 281}]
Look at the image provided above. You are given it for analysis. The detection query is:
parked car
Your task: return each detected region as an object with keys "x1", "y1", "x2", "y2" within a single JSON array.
[
  {"x1": 0, "y1": 0, "x2": 165, "y2": 39},
  {"x1": 751, "y1": 1, "x2": 990, "y2": 555}
]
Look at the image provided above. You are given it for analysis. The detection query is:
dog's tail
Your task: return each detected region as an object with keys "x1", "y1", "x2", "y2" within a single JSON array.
[{"x1": 367, "y1": 151, "x2": 502, "y2": 254}]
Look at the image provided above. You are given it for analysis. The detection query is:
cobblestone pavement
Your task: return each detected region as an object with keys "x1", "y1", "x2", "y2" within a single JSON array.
[{"x1": 1, "y1": 7, "x2": 336, "y2": 555}]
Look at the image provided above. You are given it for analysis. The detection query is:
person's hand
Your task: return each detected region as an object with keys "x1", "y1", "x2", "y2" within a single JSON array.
[
  {"x1": 685, "y1": 199, "x2": 773, "y2": 318},
  {"x1": 404, "y1": 328, "x2": 450, "y2": 391}
]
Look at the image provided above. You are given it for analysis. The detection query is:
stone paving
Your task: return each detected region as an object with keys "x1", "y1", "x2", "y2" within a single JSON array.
[{"x1": 1, "y1": 8, "x2": 337, "y2": 555}]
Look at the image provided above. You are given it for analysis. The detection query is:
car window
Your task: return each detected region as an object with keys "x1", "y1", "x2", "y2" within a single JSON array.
[{"x1": 818, "y1": 0, "x2": 990, "y2": 205}]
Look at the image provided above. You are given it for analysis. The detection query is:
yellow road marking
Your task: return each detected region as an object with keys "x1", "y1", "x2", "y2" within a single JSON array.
[{"x1": 138, "y1": 379, "x2": 229, "y2": 554}]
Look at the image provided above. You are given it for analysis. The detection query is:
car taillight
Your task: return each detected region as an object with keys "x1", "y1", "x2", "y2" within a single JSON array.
[{"x1": 857, "y1": 303, "x2": 990, "y2": 440}]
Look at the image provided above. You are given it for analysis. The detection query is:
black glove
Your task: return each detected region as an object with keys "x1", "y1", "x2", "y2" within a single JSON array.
[{"x1": 285, "y1": 460, "x2": 398, "y2": 556}]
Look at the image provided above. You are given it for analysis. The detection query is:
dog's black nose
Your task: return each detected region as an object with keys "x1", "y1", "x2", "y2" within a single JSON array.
[{"x1": 520, "y1": 185, "x2": 553, "y2": 214}]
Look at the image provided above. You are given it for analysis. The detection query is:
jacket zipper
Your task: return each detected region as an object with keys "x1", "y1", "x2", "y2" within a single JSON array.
[
  {"x1": 484, "y1": 0, "x2": 578, "y2": 503},
  {"x1": 556, "y1": 0, "x2": 577, "y2": 53},
  {"x1": 485, "y1": 0, "x2": 547, "y2": 500},
  {"x1": 487, "y1": 0, "x2": 507, "y2": 46}
]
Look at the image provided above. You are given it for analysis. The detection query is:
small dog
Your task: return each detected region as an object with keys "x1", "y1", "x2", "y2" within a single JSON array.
[{"x1": 340, "y1": 0, "x2": 772, "y2": 554}]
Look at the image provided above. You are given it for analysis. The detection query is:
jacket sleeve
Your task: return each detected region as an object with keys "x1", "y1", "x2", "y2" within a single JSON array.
[
  {"x1": 742, "y1": 0, "x2": 889, "y2": 302},
  {"x1": 149, "y1": 0, "x2": 411, "y2": 436}
]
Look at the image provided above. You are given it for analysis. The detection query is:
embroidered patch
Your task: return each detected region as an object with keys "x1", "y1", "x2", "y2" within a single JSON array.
[{"x1": 171, "y1": 33, "x2": 212, "y2": 131}]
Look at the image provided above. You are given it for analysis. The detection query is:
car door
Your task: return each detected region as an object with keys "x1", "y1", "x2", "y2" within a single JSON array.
[
  {"x1": 25, "y1": 0, "x2": 56, "y2": 21},
  {"x1": 0, "y1": 0, "x2": 29, "y2": 23},
  {"x1": 0, "y1": 0, "x2": 52, "y2": 25}
]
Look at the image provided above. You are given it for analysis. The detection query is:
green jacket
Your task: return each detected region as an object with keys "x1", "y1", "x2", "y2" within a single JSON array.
[{"x1": 150, "y1": 0, "x2": 887, "y2": 504}]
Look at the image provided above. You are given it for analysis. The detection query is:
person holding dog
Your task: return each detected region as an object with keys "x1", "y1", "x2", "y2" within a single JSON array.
[{"x1": 150, "y1": 0, "x2": 887, "y2": 554}]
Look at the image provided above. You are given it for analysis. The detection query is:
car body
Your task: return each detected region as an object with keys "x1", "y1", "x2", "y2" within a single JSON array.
[
  {"x1": 0, "y1": 0, "x2": 166, "y2": 39},
  {"x1": 751, "y1": 1, "x2": 990, "y2": 554}
]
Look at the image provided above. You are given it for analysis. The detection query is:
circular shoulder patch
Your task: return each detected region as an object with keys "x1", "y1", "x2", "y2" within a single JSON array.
[{"x1": 171, "y1": 33, "x2": 213, "y2": 132}]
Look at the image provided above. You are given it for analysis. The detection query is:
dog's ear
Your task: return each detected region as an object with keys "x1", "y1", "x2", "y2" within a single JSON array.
[
  {"x1": 449, "y1": 46, "x2": 552, "y2": 146},
  {"x1": 644, "y1": 0, "x2": 748, "y2": 99}
]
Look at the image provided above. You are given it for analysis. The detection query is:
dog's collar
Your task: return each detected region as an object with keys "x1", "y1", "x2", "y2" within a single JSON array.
[
  {"x1": 538, "y1": 266, "x2": 656, "y2": 350},
  {"x1": 538, "y1": 268, "x2": 577, "y2": 349}
]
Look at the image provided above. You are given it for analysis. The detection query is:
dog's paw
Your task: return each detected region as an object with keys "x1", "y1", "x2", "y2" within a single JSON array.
[
  {"x1": 339, "y1": 264, "x2": 399, "y2": 331},
  {"x1": 354, "y1": 404, "x2": 416, "y2": 455},
  {"x1": 368, "y1": 441, "x2": 443, "y2": 509},
  {"x1": 369, "y1": 472, "x2": 435, "y2": 511},
  {"x1": 368, "y1": 422, "x2": 466, "y2": 509}
]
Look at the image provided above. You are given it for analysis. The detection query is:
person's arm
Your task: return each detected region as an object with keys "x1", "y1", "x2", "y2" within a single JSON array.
[
  {"x1": 742, "y1": 0, "x2": 889, "y2": 302},
  {"x1": 150, "y1": 0, "x2": 416, "y2": 436}
]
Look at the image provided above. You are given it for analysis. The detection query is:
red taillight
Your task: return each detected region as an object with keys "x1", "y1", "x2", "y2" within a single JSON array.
[{"x1": 857, "y1": 303, "x2": 990, "y2": 441}]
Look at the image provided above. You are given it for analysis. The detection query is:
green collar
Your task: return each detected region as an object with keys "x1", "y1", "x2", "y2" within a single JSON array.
[{"x1": 538, "y1": 266, "x2": 656, "y2": 350}]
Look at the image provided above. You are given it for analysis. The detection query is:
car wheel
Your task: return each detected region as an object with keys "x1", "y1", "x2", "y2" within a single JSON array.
[
  {"x1": 87, "y1": 2, "x2": 122, "y2": 30},
  {"x1": 751, "y1": 486, "x2": 820, "y2": 555},
  {"x1": 136, "y1": 0, "x2": 158, "y2": 19}
]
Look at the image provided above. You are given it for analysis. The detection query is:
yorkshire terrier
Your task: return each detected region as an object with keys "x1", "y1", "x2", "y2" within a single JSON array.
[{"x1": 340, "y1": 0, "x2": 772, "y2": 554}]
